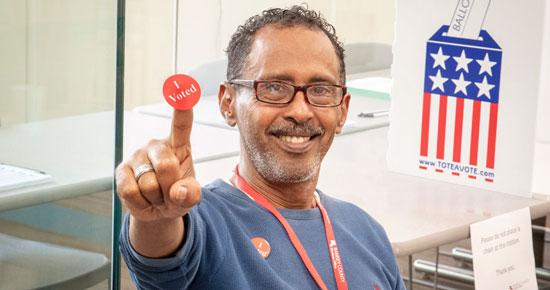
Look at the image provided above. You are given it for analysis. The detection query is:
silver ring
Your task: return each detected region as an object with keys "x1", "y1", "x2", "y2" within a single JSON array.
[{"x1": 134, "y1": 164, "x2": 154, "y2": 181}]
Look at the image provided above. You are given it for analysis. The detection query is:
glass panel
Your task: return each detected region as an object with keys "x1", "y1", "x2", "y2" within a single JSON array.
[
  {"x1": 120, "y1": 1, "x2": 394, "y2": 289},
  {"x1": 0, "y1": 0, "x2": 119, "y2": 289}
]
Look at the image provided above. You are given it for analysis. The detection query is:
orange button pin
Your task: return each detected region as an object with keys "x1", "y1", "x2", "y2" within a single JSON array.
[{"x1": 251, "y1": 237, "x2": 271, "y2": 259}]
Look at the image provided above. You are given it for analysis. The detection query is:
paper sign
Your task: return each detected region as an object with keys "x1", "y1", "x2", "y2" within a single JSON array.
[
  {"x1": 388, "y1": 0, "x2": 546, "y2": 196},
  {"x1": 470, "y1": 208, "x2": 537, "y2": 290}
]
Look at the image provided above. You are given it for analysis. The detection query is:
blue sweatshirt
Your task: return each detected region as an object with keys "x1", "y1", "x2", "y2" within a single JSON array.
[{"x1": 120, "y1": 179, "x2": 406, "y2": 290}]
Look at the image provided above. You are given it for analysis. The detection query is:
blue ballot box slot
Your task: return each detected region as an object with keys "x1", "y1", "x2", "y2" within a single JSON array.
[
  {"x1": 424, "y1": 25, "x2": 502, "y2": 103},
  {"x1": 429, "y1": 25, "x2": 501, "y2": 49}
]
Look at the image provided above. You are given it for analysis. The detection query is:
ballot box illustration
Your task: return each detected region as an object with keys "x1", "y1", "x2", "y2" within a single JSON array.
[
  {"x1": 388, "y1": 0, "x2": 546, "y2": 197},
  {"x1": 419, "y1": 25, "x2": 502, "y2": 183}
]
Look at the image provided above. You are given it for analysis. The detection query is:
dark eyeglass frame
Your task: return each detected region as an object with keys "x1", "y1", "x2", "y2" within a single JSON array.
[{"x1": 228, "y1": 79, "x2": 347, "y2": 108}]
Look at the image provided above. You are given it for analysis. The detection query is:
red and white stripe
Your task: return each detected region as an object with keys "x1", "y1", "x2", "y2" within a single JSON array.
[{"x1": 419, "y1": 93, "x2": 498, "y2": 181}]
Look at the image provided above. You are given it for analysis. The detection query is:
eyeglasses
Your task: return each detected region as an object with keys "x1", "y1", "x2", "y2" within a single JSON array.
[{"x1": 229, "y1": 79, "x2": 346, "y2": 107}]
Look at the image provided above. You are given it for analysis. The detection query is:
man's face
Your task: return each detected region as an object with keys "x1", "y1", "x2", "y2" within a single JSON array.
[{"x1": 234, "y1": 25, "x2": 350, "y2": 184}]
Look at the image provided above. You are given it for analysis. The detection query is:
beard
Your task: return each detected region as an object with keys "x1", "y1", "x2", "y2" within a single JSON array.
[{"x1": 240, "y1": 118, "x2": 326, "y2": 184}]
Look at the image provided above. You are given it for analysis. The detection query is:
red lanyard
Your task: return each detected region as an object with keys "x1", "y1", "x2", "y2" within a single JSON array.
[{"x1": 233, "y1": 166, "x2": 348, "y2": 290}]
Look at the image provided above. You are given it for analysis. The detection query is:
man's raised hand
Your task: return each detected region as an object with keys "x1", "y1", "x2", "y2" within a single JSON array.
[{"x1": 116, "y1": 109, "x2": 201, "y2": 223}]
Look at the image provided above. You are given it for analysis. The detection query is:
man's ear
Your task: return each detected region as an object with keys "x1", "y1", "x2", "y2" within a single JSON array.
[
  {"x1": 335, "y1": 93, "x2": 351, "y2": 134},
  {"x1": 218, "y1": 82, "x2": 237, "y2": 127}
]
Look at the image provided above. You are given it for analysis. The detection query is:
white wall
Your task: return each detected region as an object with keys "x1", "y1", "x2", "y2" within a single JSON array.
[
  {"x1": 124, "y1": 0, "x2": 175, "y2": 111},
  {"x1": 124, "y1": 0, "x2": 396, "y2": 109},
  {"x1": 0, "y1": 0, "x2": 117, "y2": 126},
  {"x1": 0, "y1": 0, "x2": 395, "y2": 124},
  {"x1": 0, "y1": 0, "x2": 28, "y2": 125},
  {"x1": 176, "y1": 0, "x2": 395, "y2": 70},
  {"x1": 536, "y1": 1, "x2": 550, "y2": 142}
]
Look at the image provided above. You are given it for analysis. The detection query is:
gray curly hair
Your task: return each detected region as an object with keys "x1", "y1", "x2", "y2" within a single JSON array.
[{"x1": 225, "y1": 5, "x2": 346, "y2": 83}]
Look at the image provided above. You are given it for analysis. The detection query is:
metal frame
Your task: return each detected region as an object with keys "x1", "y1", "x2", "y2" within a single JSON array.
[{"x1": 111, "y1": 0, "x2": 125, "y2": 289}]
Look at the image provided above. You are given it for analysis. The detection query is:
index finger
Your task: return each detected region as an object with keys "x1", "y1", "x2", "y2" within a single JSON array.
[{"x1": 170, "y1": 109, "x2": 194, "y2": 149}]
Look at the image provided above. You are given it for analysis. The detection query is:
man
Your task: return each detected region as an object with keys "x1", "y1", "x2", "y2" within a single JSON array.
[{"x1": 117, "y1": 5, "x2": 405, "y2": 290}]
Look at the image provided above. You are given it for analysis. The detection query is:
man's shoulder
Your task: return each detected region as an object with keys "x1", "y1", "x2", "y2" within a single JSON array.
[
  {"x1": 200, "y1": 179, "x2": 250, "y2": 204},
  {"x1": 194, "y1": 179, "x2": 261, "y2": 218}
]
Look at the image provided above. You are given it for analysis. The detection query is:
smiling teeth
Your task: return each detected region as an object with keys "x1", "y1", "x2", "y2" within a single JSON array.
[{"x1": 279, "y1": 135, "x2": 311, "y2": 144}]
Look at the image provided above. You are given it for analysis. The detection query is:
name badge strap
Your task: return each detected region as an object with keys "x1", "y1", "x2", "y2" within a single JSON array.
[
  {"x1": 234, "y1": 166, "x2": 348, "y2": 290},
  {"x1": 317, "y1": 195, "x2": 348, "y2": 289}
]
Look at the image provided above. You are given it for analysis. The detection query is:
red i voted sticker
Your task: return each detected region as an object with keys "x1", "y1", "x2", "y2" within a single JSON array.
[{"x1": 163, "y1": 74, "x2": 201, "y2": 110}]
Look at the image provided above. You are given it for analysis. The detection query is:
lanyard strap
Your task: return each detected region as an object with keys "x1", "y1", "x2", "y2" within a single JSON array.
[{"x1": 233, "y1": 166, "x2": 348, "y2": 290}]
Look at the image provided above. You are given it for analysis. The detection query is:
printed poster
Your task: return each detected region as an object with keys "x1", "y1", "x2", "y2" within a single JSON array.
[{"x1": 388, "y1": 0, "x2": 546, "y2": 197}]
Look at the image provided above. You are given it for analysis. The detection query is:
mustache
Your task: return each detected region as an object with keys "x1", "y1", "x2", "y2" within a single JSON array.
[{"x1": 267, "y1": 122, "x2": 325, "y2": 137}]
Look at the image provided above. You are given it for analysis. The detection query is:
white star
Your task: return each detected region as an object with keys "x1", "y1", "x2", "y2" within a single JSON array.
[
  {"x1": 429, "y1": 69, "x2": 448, "y2": 92},
  {"x1": 475, "y1": 76, "x2": 495, "y2": 99},
  {"x1": 453, "y1": 50, "x2": 473, "y2": 73},
  {"x1": 476, "y1": 53, "x2": 497, "y2": 76},
  {"x1": 431, "y1": 47, "x2": 450, "y2": 70},
  {"x1": 452, "y1": 72, "x2": 471, "y2": 95}
]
